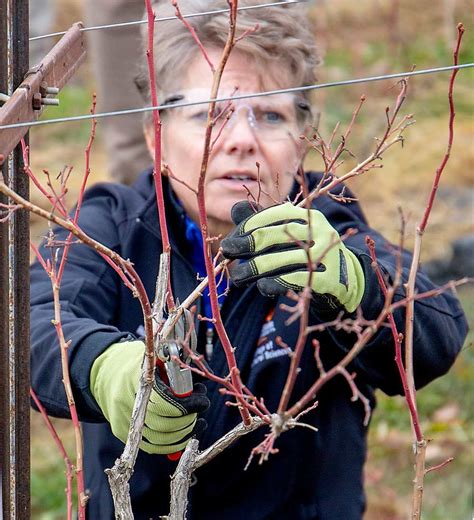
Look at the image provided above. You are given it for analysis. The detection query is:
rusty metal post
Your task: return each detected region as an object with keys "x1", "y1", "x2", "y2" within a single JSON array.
[
  {"x1": 0, "y1": 22, "x2": 86, "y2": 161},
  {"x1": 0, "y1": 0, "x2": 31, "y2": 518}
]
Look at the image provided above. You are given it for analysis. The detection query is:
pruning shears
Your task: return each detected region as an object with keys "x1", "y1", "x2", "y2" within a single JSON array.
[
  {"x1": 154, "y1": 308, "x2": 197, "y2": 461},
  {"x1": 155, "y1": 308, "x2": 197, "y2": 398}
]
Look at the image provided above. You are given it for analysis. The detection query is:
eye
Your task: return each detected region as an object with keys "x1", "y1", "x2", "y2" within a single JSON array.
[
  {"x1": 261, "y1": 110, "x2": 285, "y2": 124},
  {"x1": 189, "y1": 109, "x2": 209, "y2": 122},
  {"x1": 189, "y1": 102, "x2": 226, "y2": 123}
]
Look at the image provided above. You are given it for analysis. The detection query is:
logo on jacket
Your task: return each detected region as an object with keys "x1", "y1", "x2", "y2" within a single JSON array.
[{"x1": 251, "y1": 307, "x2": 289, "y2": 367}]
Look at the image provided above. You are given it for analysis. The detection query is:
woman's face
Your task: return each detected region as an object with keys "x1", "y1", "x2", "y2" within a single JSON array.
[{"x1": 146, "y1": 48, "x2": 309, "y2": 238}]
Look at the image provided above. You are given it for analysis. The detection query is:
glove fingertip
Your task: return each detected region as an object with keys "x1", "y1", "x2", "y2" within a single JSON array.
[
  {"x1": 229, "y1": 260, "x2": 254, "y2": 286},
  {"x1": 220, "y1": 235, "x2": 252, "y2": 259},
  {"x1": 180, "y1": 389, "x2": 211, "y2": 414},
  {"x1": 193, "y1": 382, "x2": 208, "y2": 395},
  {"x1": 193, "y1": 417, "x2": 208, "y2": 439},
  {"x1": 196, "y1": 395, "x2": 211, "y2": 414},
  {"x1": 230, "y1": 200, "x2": 261, "y2": 225},
  {"x1": 256, "y1": 277, "x2": 288, "y2": 297}
]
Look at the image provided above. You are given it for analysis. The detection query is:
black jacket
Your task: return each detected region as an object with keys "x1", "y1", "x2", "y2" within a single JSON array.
[{"x1": 30, "y1": 171, "x2": 467, "y2": 519}]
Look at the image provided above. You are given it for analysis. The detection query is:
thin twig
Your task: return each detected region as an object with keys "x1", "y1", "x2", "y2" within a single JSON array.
[
  {"x1": 30, "y1": 388, "x2": 74, "y2": 520},
  {"x1": 172, "y1": 0, "x2": 215, "y2": 72},
  {"x1": 57, "y1": 95, "x2": 97, "y2": 284},
  {"x1": 31, "y1": 247, "x2": 88, "y2": 517}
]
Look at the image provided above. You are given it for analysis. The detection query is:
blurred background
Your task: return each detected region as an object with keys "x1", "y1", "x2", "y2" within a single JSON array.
[{"x1": 27, "y1": 1, "x2": 473, "y2": 518}]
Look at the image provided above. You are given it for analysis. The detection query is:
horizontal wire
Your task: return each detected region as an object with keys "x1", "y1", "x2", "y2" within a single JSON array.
[
  {"x1": 29, "y1": 0, "x2": 308, "y2": 42},
  {"x1": 0, "y1": 63, "x2": 472, "y2": 131}
]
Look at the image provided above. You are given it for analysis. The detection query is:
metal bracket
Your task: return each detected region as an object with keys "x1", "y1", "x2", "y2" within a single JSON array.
[
  {"x1": 0, "y1": 22, "x2": 86, "y2": 164},
  {"x1": 32, "y1": 82, "x2": 60, "y2": 110}
]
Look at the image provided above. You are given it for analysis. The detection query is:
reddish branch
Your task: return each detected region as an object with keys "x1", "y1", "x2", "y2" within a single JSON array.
[
  {"x1": 0, "y1": 201, "x2": 20, "y2": 221},
  {"x1": 247, "y1": 270, "x2": 470, "y2": 463},
  {"x1": 299, "y1": 80, "x2": 413, "y2": 207},
  {"x1": 419, "y1": 24, "x2": 464, "y2": 232},
  {"x1": 243, "y1": 84, "x2": 417, "y2": 451},
  {"x1": 178, "y1": 0, "x2": 252, "y2": 425},
  {"x1": 42, "y1": 169, "x2": 69, "y2": 217},
  {"x1": 313, "y1": 95, "x2": 366, "y2": 182},
  {"x1": 185, "y1": 359, "x2": 271, "y2": 421},
  {"x1": 235, "y1": 23, "x2": 260, "y2": 44},
  {"x1": 75, "y1": 95, "x2": 97, "y2": 222},
  {"x1": 277, "y1": 289, "x2": 311, "y2": 414},
  {"x1": 336, "y1": 366, "x2": 371, "y2": 423},
  {"x1": 286, "y1": 281, "x2": 397, "y2": 419},
  {"x1": 366, "y1": 237, "x2": 423, "y2": 441},
  {"x1": 405, "y1": 23, "x2": 465, "y2": 417},
  {"x1": 172, "y1": 0, "x2": 215, "y2": 72},
  {"x1": 425, "y1": 456, "x2": 454, "y2": 475},
  {"x1": 402, "y1": 24, "x2": 465, "y2": 520},
  {"x1": 30, "y1": 388, "x2": 74, "y2": 520},
  {"x1": 20, "y1": 134, "x2": 160, "y2": 516},
  {"x1": 277, "y1": 228, "x2": 357, "y2": 414},
  {"x1": 210, "y1": 105, "x2": 235, "y2": 152},
  {"x1": 145, "y1": 0, "x2": 175, "y2": 310},
  {"x1": 21, "y1": 141, "x2": 68, "y2": 218},
  {"x1": 57, "y1": 95, "x2": 97, "y2": 284},
  {"x1": 30, "y1": 243, "x2": 88, "y2": 517},
  {"x1": 1, "y1": 173, "x2": 157, "y2": 381},
  {"x1": 173, "y1": 310, "x2": 271, "y2": 420},
  {"x1": 164, "y1": 164, "x2": 198, "y2": 194}
]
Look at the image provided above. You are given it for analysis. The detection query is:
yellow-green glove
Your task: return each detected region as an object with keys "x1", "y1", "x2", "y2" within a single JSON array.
[
  {"x1": 90, "y1": 340, "x2": 209, "y2": 454},
  {"x1": 221, "y1": 201, "x2": 365, "y2": 313}
]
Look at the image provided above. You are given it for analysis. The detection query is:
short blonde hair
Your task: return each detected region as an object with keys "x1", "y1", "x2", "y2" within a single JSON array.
[{"x1": 137, "y1": 0, "x2": 321, "y2": 119}]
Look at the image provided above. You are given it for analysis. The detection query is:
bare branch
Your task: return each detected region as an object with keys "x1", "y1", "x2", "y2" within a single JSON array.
[
  {"x1": 172, "y1": 0, "x2": 215, "y2": 72},
  {"x1": 195, "y1": 417, "x2": 265, "y2": 469},
  {"x1": 168, "y1": 439, "x2": 200, "y2": 520},
  {"x1": 31, "y1": 388, "x2": 74, "y2": 520}
]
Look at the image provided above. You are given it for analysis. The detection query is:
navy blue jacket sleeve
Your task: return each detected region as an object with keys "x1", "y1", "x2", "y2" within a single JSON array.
[
  {"x1": 313, "y1": 191, "x2": 468, "y2": 396},
  {"x1": 30, "y1": 185, "x2": 135, "y2": 422}
]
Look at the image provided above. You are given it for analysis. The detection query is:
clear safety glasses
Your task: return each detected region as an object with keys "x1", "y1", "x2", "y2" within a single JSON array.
[{"x1": 160, "y1": 89, "x2": 314, "y2": 141}]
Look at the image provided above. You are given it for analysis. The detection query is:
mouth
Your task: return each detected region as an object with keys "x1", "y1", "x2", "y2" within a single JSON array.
[{"x1": 219, "y1": 171, "x2": 258, "y2": 182}]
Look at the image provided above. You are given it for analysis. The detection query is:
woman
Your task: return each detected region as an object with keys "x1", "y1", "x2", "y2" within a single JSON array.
[{"x1": 30, "y1": 1, "x2": 467, "y2": 518}]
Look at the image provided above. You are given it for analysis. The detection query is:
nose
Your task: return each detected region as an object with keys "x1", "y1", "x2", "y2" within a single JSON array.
[{"x1": 222, "y1": 110, "x2": 257, "y2": 157}]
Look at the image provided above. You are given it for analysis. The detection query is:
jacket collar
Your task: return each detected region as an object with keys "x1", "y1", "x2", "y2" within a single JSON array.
[{"x1": 133, "y1": 169, "x2": 188, "y2": 251}]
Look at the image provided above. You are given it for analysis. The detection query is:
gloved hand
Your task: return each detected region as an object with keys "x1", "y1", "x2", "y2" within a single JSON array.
[
  {"x1": 221, "y1": 201, "x2": 365, "y2": 313},
  {"x1": 90, "y1": 340, "x2": 209, "y2": 454}
]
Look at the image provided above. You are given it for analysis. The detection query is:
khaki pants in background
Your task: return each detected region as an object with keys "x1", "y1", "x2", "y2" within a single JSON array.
[
  {"x1": 29, "y1": 0, "x2": 56, "y2": 66},
  {"x1": 84, "y1": 0, "x2": 151, "y2": 184}
]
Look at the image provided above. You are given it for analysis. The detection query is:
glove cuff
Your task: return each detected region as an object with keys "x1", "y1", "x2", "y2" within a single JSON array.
[
  {"x1": 90, "y1": 340, "x2": 145, "y2": 413},
  {"x1": 343, "y1": 247, "x2": 366, "y2": 313}
]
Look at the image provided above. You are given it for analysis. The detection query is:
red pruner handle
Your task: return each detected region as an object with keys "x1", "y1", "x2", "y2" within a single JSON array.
[
  {"x1": 167, "y1": 451, "x2": 182, "y2": 461},
  {"x1": 155, "y1": 357, "x2": 168, "y2": 385}
]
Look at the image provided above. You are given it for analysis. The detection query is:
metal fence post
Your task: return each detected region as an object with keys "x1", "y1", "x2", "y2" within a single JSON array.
[{"x1": 0, "y1": 0, "x2": 31, "y2": 518}]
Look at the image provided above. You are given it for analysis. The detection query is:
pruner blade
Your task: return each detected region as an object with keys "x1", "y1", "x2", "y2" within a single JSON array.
[{"x1": 157, "y1": 308, "x2": 196, "y2": 397}]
